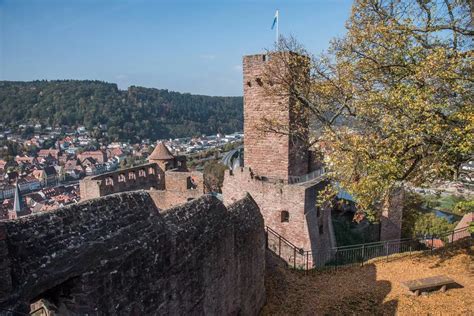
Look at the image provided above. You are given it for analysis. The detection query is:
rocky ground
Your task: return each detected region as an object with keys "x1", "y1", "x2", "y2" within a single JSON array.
[{"x1": 262, "y1": 239, "x2": 473, "y2": 315}]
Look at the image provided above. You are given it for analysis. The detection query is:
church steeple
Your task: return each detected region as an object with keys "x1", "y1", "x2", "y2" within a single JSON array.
[
  {"x1": 13, "y1": 181, "x2": 22, "y2": 213},
  {"x1": 8, "y1": 181, "x2": 25, "y2": 219}
]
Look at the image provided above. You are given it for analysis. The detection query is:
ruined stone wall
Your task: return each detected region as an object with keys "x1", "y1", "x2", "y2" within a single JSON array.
[
  {"x1": 165, "y1": 170, "x2": 204, "y2": 193},
  {"x1": 79, "y1": 164, "x2": 205, "y2": 208},
  {"x1": 143, "y1": 170, "x2": 204, "y2": 209},
  {"x1": 0, "y1": 192, "x2": 265, "y2": 315},
  {"x1": 80, "y1": 163, "x2": 164, "y2": 200},
  {"x1": 243, "y1": 54, "x2": 308, "y2": 181},
  {"x1": 380, "y1": 186, "x2": 404, "y2": 241},
  {"x1": 223, "y1": 167, "x2": 332, "y2": 267},
  {"x1": 148, "y1": 189, "x2": 203, "y2": 210}
]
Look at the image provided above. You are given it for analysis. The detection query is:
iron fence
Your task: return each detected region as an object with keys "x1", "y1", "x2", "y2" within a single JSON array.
[
  {"x1": 288, "y1": 168, "x2": 326, "y2": 185},
  {"x1": 265, "y1": 226, "x2": 472, "y2": 271}
]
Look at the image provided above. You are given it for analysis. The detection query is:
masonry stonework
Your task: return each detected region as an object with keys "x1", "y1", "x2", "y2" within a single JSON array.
[
  {"x1": 221, "y1": 53, "x2": 334, "y2": 267},
  {"x1": 79, "y1": 163, "x2": 164, "y2": 200},
  {"x1": 243, "y1": 54, "x2": 309, "y2": 181},
  {"x1": 380, "y1": 186, "x2": 405, "y2": 241},
  {"x1": 79, "y1": 146, "x2": 205, "y2": 208},
  {"x1": 0, "y1": 192, "x2": 265, "y2": 315},
  {"x1": 223, "y1": 167, "x2": 333, "y2": 267}
]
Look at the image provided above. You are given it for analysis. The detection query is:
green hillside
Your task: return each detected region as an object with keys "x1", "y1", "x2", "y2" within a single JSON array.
[{"x1": 0, "y1": 80, "x2": 243, "y2": 141}]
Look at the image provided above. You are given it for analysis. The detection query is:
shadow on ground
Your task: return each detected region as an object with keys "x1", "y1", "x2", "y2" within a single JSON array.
[{"x1": 262, "y1": 250, "x2": 398, "y2": 315}]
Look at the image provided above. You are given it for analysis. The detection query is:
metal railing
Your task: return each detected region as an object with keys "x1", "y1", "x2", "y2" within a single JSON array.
[
  {"x1": 288, "y1": 168, "x2": 326, "y2": 185},
  {"x1": 266, "y1": 226, "x2": 472, "y2": 271},
  {"x1": 0, "y1": 307, "x2": 47, "y2": 315}
]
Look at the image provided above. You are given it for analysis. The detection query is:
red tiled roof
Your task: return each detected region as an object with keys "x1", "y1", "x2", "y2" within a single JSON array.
[{"x1": 149, "y1": 142, "x2": 174, "y2": 160}]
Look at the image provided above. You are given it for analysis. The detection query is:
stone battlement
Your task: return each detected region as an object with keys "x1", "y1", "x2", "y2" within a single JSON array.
[
  {"x1": 80, "y1": 162, "x2": 205, "y2": 206},
  {"x1": 0, "y1": 192, "x2": 265, "y2": 314},
  {"x1": 223, "y1": 167, "x2": 332, "y2": 254},
  {"x1": 80, "y1": 163, "x2": 164, "y2": 199}
]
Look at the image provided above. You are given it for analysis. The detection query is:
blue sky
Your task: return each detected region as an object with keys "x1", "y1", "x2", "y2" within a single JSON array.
[{"x1": 0, "y1": 0, "x2": 353, "y2": 96}]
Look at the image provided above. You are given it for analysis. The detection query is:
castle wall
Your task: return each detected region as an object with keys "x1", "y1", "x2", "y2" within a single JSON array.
[
  {"x1": 148, "y1": 189, "x2": 203, "y2": 210},
  {"x1": 0, "y1": 192, "x2": 265, "y2": 315},
  {"x1": 80, "y1": 163, "x2": 164, "y2": 200},
  {"x1": 243, "y1": 54, "x2": 308, "y2": 181},
  {"x1": 79, "y1": 164, "x2": 205, "y2": 205},
  {"x1": 165, "y1": 170, "x2": 204, "y2": 193},
  {"x1": 223, "y1": 167, "x2": 333, "y2": 267}
]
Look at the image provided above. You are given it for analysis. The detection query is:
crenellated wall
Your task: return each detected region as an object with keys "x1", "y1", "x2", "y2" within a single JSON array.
[
  {"x1": 222, "y1": 167, "x2": 333, "y2": 267},
  {"x1": 0, "y1": 192, "x2": 265, "y2": 315},
  {"x1": 79, "y1": 163, "x2": 164, "y2": 200},
  {"x1": 79, "y1": 163, "x2": 205, "y2": 206}
]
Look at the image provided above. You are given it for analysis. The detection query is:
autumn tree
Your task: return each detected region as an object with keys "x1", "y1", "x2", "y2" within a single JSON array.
[
  {"x1": 262, "y1": 0, "x2": 473, "y2": 220},
  {"x1": 203, "y1": 161, "x2": 228, "y2": 193}
]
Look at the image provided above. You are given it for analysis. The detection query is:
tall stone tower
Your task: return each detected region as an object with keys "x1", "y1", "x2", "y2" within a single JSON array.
[
  {"x1": 223, "y1": 53, "x2": 334, "y2": 267},
  {"x1": 243, "y1": 53, "x2": 309, "y2": 182}
]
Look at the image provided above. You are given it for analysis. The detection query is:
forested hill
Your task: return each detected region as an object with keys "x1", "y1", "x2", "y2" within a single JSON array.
[{"x1": 0, "y1": 80, "x2": 243, "y2": 141}]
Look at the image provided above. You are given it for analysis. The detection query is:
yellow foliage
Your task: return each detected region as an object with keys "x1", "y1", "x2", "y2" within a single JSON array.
[{"x1": 264, "y1": 0, "x2": 473, "y2": 218}]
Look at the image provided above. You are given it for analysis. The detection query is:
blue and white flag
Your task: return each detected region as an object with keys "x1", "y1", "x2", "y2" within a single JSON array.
[{"x1": 271, "y1": 10, "x2": 279, "y2": 30}]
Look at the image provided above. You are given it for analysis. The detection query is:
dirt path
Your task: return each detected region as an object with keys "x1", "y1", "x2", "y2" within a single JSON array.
[{"x1": 262, "y1": 241, "x2": 473, "y2": 315}]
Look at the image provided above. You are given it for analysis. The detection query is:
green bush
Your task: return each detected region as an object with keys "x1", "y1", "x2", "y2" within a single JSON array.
[
  {"x1": 452, "y1": 200, "x2": 474, "y2": 216},
  {"x1": 402, "y1": 192, "x2": 456, "y2": 238},
  {"x1": 203, "y1": 161, "x2": 228, "y2": 193}
]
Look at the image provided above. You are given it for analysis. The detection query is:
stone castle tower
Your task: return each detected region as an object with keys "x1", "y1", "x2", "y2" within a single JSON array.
[
  {"x1": 148, "y1": 142, "x2": 175, "y2": 171},
  {"x1": 223, "y1": 52, "x2": 334, "y2": 267},
  {"x1": 243, "y1": 54, "x2": 309, "y2": 181}
]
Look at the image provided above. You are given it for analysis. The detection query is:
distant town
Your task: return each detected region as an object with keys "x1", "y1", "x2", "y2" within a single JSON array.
[{"x1": 0, "y1": 123, "x2": 243, "y2": 219}]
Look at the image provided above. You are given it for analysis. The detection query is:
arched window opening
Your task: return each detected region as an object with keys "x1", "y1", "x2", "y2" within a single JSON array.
[
  {"x1": 281, "y1": 210, "x2": 290, "y2": 223},
  {"x1": 187, "y1": 177, "x2": 197, "y2": 190},
  {"x1": 105, "y1": 177, "x2": 114, "y2": 186}
]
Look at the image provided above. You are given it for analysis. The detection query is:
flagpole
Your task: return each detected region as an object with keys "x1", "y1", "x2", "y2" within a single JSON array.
[{"x1": 276, "y1": 9, "x2": 279, "y2": 44}]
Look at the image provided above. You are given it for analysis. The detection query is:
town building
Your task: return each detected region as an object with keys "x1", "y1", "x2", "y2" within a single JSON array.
[{"x1": 78, "y1": 150, "x2": 107, "y2": 164}]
